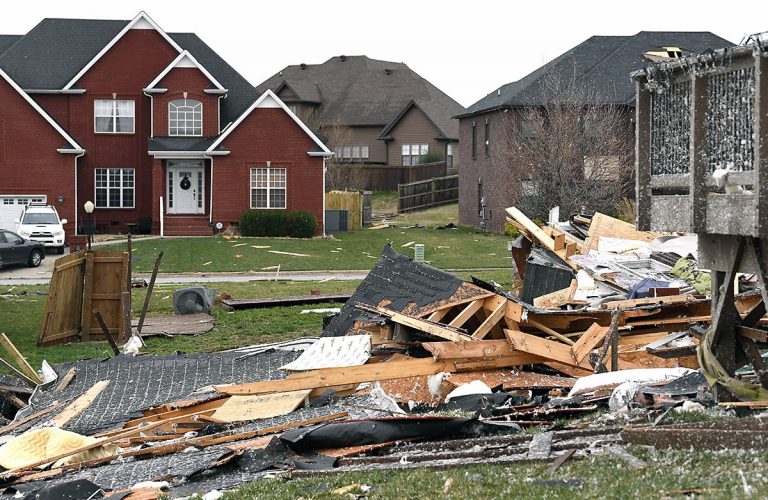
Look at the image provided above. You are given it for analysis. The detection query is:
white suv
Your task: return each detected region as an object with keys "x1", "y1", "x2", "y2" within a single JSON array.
[{"x1": 15, "y1": 204, "x2": 67, "y2": 254}]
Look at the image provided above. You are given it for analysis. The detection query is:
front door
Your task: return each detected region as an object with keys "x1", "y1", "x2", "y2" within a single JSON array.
[{"x1": 167, "y1": 161, "x2": 205, "y2": 214}]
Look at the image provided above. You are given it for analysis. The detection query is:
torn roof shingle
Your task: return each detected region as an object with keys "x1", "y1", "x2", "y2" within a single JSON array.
[
  {"x1": 459, "y1": 31, "x2": 734, "y2": 117},
  {"x1": 257, "y1": 55, "x2": 465, "y2": 139}
]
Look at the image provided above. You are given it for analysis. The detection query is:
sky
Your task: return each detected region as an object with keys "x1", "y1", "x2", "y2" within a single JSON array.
[{"x1": 0, "y1": 0, "x2": 766, "y2": 107}]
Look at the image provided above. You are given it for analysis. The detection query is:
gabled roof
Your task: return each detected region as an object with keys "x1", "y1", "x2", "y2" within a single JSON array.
[
  {"x1": 257, "y1": 55, "x2": 464, "y2": 139},
  {"x1": 459, "y1": 31, "x2": 733, "y2": 118},
  {"x1": 0, "y1": 67, "x2": 82, "y2": 151},
  {"x1": 145, "y1": 50, "x2": 227, "y2": 92},
  {"x1": 0, "y1": 18, "x2": 128, "y2": 89},
  {"x1": 207, "y1": 89, "x2": 331, "y2": 155},
  {"x1": 378, "y1": 100, "x2": 445, "y2": 140}
]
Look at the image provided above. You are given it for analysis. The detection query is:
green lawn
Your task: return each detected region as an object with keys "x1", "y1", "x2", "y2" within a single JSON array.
[
  {"x1": 0, "y1": 269, "x2": 514, "y2": 372},
  {"x1": 107, "y1": 226, "x2": 510, "y2": 274},
  {"x1": 228, "y1": 446, "x2": 768, "y2": 499}
]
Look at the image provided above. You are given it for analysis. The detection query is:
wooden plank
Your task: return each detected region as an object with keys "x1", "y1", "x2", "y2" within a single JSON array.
[
  {"x1": 570, "y1": 323, "x2": 610, "y2": 363},
  {"x1": 525, "y1": 318, "x2": 576, "y2": 346},
  {"x1": 427, "y1": 306, "x2": 453, "y2": 322},
  {"x1": 583, "y1": 212, "x2": 661, "y2": 253},
  {"x1": 93, "y1": 310, "x2": 120, "y2": 356},
  {"x1": 472, "y1": 298, "x2": 507, "y2": 339},
  {"x1": 215, "y1": 356, "x2": 532, "y2": 396},
  {"x1": 0, "y1": 333, "x2": 42, "y2": 384},
  {"x1": 80, "y1": 252, "x2": 95, "y2": 341},
  {"x1": 0, "y1": 357, "x2": 36, "y2": 386},
  {"x1": 506, "y1": 207, "x2": 556, "y2": 250},
  {"x1": 448, "y1": 299, "x2": 484, "y2": 328},
  {"x1": 53, "y1": 368, "x2": 77, "y2": 395},
  {"x1": 423, "y1": 340, "x2": 544, "y2": 364},
  {"x1": 51, "y1": 380, "x2": 109, "y2": 427},
  {"x1": 53, "y1": 257, "x2": 86, "y2": 272},
  {"x1": 358, "y1": 304, "x2": 473, "y2": 342},
  {"x1": 504, "y1": 329, "x2": 592, "y2": 369},
  {"x1": 601, "y1": 295, "x2": 697, "y2": 309}
]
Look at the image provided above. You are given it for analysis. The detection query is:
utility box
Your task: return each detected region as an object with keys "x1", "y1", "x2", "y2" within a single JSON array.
[
  {"x1": 413, "y1": 244, "x2": 425, "y2": 262},
  {"x1": 325, "y1": 209, "x2": 349, "y2": 232}
]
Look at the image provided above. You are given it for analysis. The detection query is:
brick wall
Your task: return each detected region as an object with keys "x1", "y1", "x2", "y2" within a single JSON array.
[{"x1": 211, "y1": 108, "x2": 325, "y2": 235}]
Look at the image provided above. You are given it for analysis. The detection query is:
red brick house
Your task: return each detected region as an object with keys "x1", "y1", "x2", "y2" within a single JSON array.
[{"x1": 0, "y1": 12, "x2": 331, "y2": 243}]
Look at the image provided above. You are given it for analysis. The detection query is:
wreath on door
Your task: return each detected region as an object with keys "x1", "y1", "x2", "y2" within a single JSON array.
[{"x1": 180, "y1": 175, "x2": 191, "y2": 190}]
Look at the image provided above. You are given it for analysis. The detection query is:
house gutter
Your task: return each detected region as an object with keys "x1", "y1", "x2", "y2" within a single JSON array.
[
  {"x1": 143, "y1": 90, "x2": 155, "y2": 137},
  {"x1": 204, "y1": 153, "x2": 215, "y2": 224},
  {"x1": 72, "y1": 150, "x2": 85, "y2": 237}
]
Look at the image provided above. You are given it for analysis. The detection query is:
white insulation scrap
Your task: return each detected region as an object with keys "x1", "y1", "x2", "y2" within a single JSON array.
[{"x1": 568, "y1": 367, "x2": 695, "y2": 397}]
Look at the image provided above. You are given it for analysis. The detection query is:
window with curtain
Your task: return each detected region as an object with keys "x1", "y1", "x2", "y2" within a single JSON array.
[
  {"x1": 94, "y1": 100, "x2": 135, "y2": 133},
  {"x1": 95, "y1": 168, "x2": 134, "y2": 208},
  {"x1": 169, "y1": 99, "x2": 203, "y2": 136},
  {"x1": 250, "y1": 167, "x2": 286, "y2": 209}
]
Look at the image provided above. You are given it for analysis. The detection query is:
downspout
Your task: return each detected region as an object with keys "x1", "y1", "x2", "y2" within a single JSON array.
[
  {"x1": 143, "y1": 90, "x2": 154, "y2": 137},
  {"x1": 204, "y1": 153, "x2": 214, "y2": 224},
  {"x1": 74, "y1": 150, "x2": 85, "y2": 238},
  {"x1": 322, "y1": 156, "x2": 327, "y2": 237}
]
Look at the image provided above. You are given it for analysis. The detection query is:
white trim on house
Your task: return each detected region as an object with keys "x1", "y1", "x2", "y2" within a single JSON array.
[
  {"x1": 0, "y1": 68, "x2": 83, "y2": 151},
  {"x1": 206, "y1": 89, "x2": 331, "y2": 154},
  {"x1": 63, "y1": 11, "x2": 183, "y2": 90},
  {"x1": 24, "y1": 89, "x2": 87, "y2": 94},
  {"x1": 148, "y1": 150, "x2": 229, "y2": 159},
  {"x1": 144, "y1": 50, "x2": 227, "y2": 92}
]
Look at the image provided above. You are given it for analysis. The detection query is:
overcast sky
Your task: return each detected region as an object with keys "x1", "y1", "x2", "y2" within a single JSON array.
[{"x1": 1, "y1": 0, "x2": 766, "y2": 107}]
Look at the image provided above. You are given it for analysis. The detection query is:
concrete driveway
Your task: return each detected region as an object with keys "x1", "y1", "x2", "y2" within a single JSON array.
[{"x1": 0, "y1": 247, "x2": 66, "y2": 280}]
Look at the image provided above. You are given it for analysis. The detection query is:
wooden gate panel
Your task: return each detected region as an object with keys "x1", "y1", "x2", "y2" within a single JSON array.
[
  {"x1": 86, "y1": 251, "x2": 128, "y2": 342},
  {"x1": 38, "y1": 251, "x2": 86, "y2": 346}
]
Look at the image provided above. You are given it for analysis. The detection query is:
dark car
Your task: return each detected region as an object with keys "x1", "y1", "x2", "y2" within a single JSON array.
[{"x1": 0, "y1": 230, "x2": 45, "y2": 268}]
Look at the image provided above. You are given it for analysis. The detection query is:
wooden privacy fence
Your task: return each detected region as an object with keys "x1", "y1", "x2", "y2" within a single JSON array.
[
  {"x1": 38, "y1": 250, "x2": 128, "y2": 346},
  {"x1": 325, "y1": 190, "x2": 363, "y2": 230},
  {"x1": 334, "y1": 162, "x2": 447, "y2": 192},
  {"x1": 398, "y1": 175, "x2": 459, "y2": 213}
]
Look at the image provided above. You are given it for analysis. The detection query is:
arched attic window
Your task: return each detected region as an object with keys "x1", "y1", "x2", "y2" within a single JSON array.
[{"x1": 169, "y1": 99, "x2": 202, "y2": 136}]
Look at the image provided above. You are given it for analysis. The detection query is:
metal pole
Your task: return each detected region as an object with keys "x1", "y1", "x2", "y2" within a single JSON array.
[{"x1": 87, "y1": 212, "x2": 93, "y2": 250}]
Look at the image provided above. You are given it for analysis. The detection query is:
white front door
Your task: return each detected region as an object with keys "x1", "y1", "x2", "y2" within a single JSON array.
[{"x1": 167, "y1": 161, "x2": 204, "y2": 214}]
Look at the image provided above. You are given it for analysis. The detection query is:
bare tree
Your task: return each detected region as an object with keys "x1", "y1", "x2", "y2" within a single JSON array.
[
  {"x1": 297, "y1": 108, "x2": 366, "y2": 191},
  {"x1": 492, "y1": 71, "x2": 634, "y2": 220}
]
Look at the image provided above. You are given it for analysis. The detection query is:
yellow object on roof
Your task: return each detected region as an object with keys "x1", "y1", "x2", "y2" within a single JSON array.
[
  {"x1": 643, "y1": 47, "x2": 684, "y2": 61},
  {"x1": 0, "y1": 427, "x2": 120, "y2": 470}
]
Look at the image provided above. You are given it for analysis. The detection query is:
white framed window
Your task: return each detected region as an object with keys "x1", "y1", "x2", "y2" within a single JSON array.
[
  {"x1": 95, "y1": 168, "x2": 135, "y2": 208},
  {"x1": 446, "y1": 144, "x2": 454, "y2": 167},
  {"x1": 401, "y1": 144, "x2": 428, "y2": 166},
  {"x1": 336, "y1": 145, "x2": 370, "y2": 161},
  {"x1": 0, "y1": 195, "x2": 46, "y2": 205},
  {"x1": 250, "y1": 167, "x2": 286, "y2": 209},
  {"x1": 94, "y1": 100, "x2": 135, "y2": 134},
  {"x1": 169, "y1": 99, "x2": 203, "y2": 136}
]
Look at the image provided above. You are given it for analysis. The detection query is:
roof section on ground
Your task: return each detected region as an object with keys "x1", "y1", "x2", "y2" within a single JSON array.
[
  {"x1": 257, "y1": 55, "x2": 465, "y2": 139},
  {"x1": 460, "y1": 31, "x2": 734, "y2": 117}
]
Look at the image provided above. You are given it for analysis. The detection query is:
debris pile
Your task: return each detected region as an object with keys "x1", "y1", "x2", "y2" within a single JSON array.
[{"x1": 0, "y1": 206, "x2": 765, "y2": 497}]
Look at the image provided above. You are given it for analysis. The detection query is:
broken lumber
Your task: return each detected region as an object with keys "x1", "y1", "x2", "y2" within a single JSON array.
[
  {"x1": 570, "y1": 323, "x2": 609, "y2": 363},
  {"x1": 356, "y1": 303, "x2": 474, "y2": 342},
  {"x1": 51, "y1": 380, "x2": 110, "y2": 427},
  {"x1": 214, "y1": 355, "x2": 537, "y2": 396},
  {"x1": 423, "y1": 340, "x2": 544, "y2": 364},
  {"x1": 504, "y1": 329, "x2": 592, "y2": 369},
  {"x1": 0, "y1": 333, "x2": 42, "y2": 385}
]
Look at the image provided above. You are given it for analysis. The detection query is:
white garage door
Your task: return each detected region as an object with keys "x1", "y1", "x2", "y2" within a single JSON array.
[{"x1": 0, "y1": 195, "x2": 46, "y2": 205}]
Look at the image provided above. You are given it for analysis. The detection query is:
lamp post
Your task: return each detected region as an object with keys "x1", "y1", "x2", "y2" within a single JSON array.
[{"x1": 84, "y1": 201, "x2": 95, "y2": 250}]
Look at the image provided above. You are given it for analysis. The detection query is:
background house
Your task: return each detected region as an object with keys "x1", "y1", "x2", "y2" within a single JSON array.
[
  {"x1": 455, "y1": 31, "x2": 732, "y2": 233},
  {"x1": 257, "y1": 56, "x2": 465, "y2": 190},
  {"x1": 0, "y1": 12, "x2": 330, "y2": 243}
]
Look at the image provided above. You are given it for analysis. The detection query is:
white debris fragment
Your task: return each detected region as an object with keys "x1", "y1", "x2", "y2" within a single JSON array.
[
  {"x1": 608, "y1": 381, "x2": 641, "y2": 412},
  {"x1": 569, "y1": 368, "x2": 695, "y2": 397},
  {"x1": 674, "y1": 400, "x2": 705, "y2": 414},
  {"x1": 427, "y1": 372, "x2": 450, "y2": 400},
  {"x1": 444, "y1": 380, "x2": 492, "y2": 402},
  {"x1": 122, "y1": 335, "x2": 143, "y2": 356},
  {"x1": 40, "y1": 360, "x2": 57, "y2": 384},
  {"x1": 368, "y1": 383, "x2": 405, "y2": 415},
  {"x1": 131, "y1": 481, "x2": 170, "y2": 490},
  {"x1": 203, "y1": 490, "x2": 225, "y2": 500},
  {"x1": 299, "y1": 308, "x2": 341, "y2": 314}
]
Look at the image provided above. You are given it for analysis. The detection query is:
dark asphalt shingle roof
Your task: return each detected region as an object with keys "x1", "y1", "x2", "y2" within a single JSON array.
[
  {"x1": 0, "y1": 18, "x2": 128, "y2": 89},
  {"x1": 257, "y1": 56, "x2": 465, "y2": 139},
  {"x1": 0, "y1": 19, "x2": 259, "y2": 125},
  {"x1": 148, "y1": 136, "x2": 227, "y2": 152},
  {"x1": 460, "y1": 31, "x2": 733, "y2": 117}
]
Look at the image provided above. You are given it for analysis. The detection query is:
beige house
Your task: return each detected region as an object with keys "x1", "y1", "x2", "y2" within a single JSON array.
[{"x1": 258, "y1": 56, "x2": 464, "y2": 171}]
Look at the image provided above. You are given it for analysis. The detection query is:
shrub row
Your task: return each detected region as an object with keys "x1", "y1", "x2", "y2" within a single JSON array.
[{"x1": 239, "y1": 210, "x2": 317, "y2": 238}]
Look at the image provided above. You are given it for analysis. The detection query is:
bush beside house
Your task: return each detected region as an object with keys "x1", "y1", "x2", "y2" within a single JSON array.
[{"x1": 239, "y1": 210, "x2": 317, "y2": 238}]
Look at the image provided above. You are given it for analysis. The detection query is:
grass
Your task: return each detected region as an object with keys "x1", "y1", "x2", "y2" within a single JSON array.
[
  {"x1": 0, "y1": 269, "x2": 514, "y2": 371},
  {"x1": 226, "y1": 446, "x2": 768, "y2": 499},
  {"x1": 371, "y1": 191, "x2": 398, "y2": 213}
]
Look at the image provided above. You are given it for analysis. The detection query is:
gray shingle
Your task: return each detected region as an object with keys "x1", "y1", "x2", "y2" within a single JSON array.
[
  {"x1": 0, "y1": 35, "x2": 22, "y2": 57},
  {"x1": 148, "y1": 136, "x2": 227, "y2": 152},
  {"x1": 460, "y1": 31, "x2": 734, "y2": 117},
  {"x1": 257, "y1": 56, "x2": 465, "y2": 139}
]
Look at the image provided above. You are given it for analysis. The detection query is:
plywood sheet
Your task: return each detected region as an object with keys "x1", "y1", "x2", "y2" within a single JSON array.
[{"x1": 210, "y1": 390, "x2": 312, "y2": 423}]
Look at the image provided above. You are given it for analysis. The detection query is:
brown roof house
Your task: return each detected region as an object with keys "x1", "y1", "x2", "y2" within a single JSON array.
[
  {"x1": 455, "y1": 31, "x2": 732, "y2": 232},
  {"x1": 258, "y1": 56, "x2": 465, "y2": 190}
]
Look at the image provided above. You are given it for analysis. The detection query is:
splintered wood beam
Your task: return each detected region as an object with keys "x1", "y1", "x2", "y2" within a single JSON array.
[
  {"x1": 0, "y1": 333, "x2": 42, "y2": 385},
  {"x1": 570, "y1": 323, "x2": 610, "y2": 363},
  {"x1": 504, "y1": 329, "x2": 592, "y2": 369},
  {"x1": 427, "y1": 306, "x2": 453, "y2": 323},
  {"x1": 524, "y1": 318, "x2": 576, "y2": 346},
  {"x1": 423, "y1": 340, "x2": 544, "y2": 364},
  {"x1": 473, "y1": 298, "x2": 508, "y2": 339},
  {"x1": 51, "y1": 380, "x2": 110, "y2": 427},
  {"x1": 215, "y1": 355, "x2": 530, "y2": 396},
  {"x1": 356, "y1": 303, "x2": 472, "y2": 342},
  {"x1": 448, "y1": 299, "x2": 485, "y2": 328}
]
